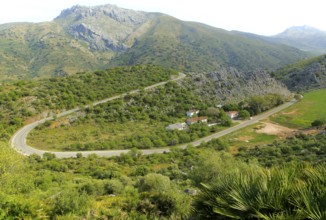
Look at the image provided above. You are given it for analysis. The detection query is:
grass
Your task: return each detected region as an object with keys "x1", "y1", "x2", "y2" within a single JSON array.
[{"x1": 270, "y1": 89, "x2": 326, "y2": 128}]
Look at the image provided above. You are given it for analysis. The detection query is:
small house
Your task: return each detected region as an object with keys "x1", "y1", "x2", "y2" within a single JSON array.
[
  {"x1": 227, "y1": 111, "x2": 239, "y2": 119},
  {"x1": 166, "y1": 122, "x2": 187, "y2": 131},
  {"x1": 186, "y1": 110, "x2": 200, "y2": 118},
  {"x1": 186, "y1": 117, "x2": 208, "y2": 125}
]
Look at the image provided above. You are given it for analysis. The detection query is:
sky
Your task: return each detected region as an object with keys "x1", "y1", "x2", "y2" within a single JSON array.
[{"x1": 0, "y1": 0, "x2": 325, "y2": 36}]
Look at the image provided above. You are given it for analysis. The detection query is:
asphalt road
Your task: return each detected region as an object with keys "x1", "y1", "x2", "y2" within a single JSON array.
[{"x1": 10, "y1": 76, "x2": 296, "y2": 158}]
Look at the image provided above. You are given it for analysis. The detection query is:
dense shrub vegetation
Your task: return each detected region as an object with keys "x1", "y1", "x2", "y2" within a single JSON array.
[
  {"x1": 29, "y1": 81, "x2": 229, "y2": 150},
  {"x1": 236, "y1": 133, "x2": 326, "y2": 167},
  {"x1": 29, "y1": 81, "x2": 285, "y2": 151},
  {"x1": 0, "y1": 65, "x2": 175, "y2": 140}
]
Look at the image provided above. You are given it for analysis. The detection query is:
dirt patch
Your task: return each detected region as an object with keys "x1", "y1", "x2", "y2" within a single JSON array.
[
  {"x1": 238, "y1": 136, "x2": 253, "y2": 142},
  {"x1": 282, "y1": 110, "x2": 297, "y2": 115},
  {"x1": 50, "y1": 118, "x2": 70, "y2": 128},
  {"x1": 256, "y1": 122, "x2": 295, "y2": 136}
]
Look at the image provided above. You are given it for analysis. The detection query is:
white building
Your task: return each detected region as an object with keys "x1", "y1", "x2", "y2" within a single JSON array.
[
  {"x1": 186, "y1": 110, "x2": 199, "y2": 118},
  {"x1": 166, "y1": 122, "x2": 187, "y2": 131}
]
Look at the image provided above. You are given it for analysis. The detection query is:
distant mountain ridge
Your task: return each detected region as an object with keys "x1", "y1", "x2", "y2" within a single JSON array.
[
  {"x1": 271, "y1": 25, "x2": 326, "y2": 54},
  {"x1": 0, "y1": 4, "x2": 310, "y2": 80},
  {"x1": 277, "y1": 25, "x2": 324, "y2": 38}
]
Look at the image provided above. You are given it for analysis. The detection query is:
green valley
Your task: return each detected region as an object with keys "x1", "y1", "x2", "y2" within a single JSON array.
[{"x1": 26, "y1": 71, "x2": 288, "y2": 152}]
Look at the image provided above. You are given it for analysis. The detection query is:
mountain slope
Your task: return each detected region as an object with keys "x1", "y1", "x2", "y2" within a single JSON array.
[
  {"x1": 273, "y1": 54, "x2": 326, "y2": 91},
  {"x1": 109, "y1": 15, "x2": 308, "y2": 72},
  {"x1": 0, "y1": 4, "x2": 310, "y2": 80},
  {"x1": 0, "y1": 22, "x2": 112, "y2": 80}
]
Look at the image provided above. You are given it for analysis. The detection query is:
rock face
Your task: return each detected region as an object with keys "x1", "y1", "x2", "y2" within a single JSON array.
[
  {"x1": 186, "y1": 67, "x2": 291, "y2": 103},
  {"x1": 275, "y1": 55, "x2": 326, "y2": 91},
  {"x1": 55, "y1": 4, "x2": 148, "y2": 51},
  {"x1": 55, "y1": 5, "x2": 147, "y2": 25}
]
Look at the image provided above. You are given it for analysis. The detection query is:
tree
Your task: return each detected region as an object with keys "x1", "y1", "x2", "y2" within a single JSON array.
[
  {"x1": 238, "y1": 110, "x2": 250, "y2": 119},
  {"x1": 220, "y1": 112, "x2": 232, "y2": 126},
  {"x1": 206, "y1": 107, "x2": 220, "y2": 122}
]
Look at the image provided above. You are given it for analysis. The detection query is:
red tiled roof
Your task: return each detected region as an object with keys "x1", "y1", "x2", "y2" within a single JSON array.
[
  {"x1": 227, "y1": 111, "x2": 239, "y2": 115},
  {"x1": 186, "y1": 116, "x2": 207, "y2": 123}
]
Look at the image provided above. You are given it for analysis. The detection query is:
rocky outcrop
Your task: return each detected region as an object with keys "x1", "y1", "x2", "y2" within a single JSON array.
[
  {"x1": 55, "y1": 4, "x2": 147, "y2": 26},
  {"x1": 70, "y1": 23, "x2": 126, "y2": 51},
  {"x1": 55, "y1": 4, "x2": 148, "y2": 52},
  {"x1": 279, "y1": 56, "x2": 326, "y2": 91},
  {"x1": 185, "y1": 67, "x2": 291, "y2": 103}
]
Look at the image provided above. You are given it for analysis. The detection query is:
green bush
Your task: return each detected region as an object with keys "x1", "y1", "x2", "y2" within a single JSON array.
[
  {"x1": 311, "y1": 119, "x2": 326, "y2": 127},
  {"x1": 52, "y1": 188, "x2": 91, "y2": 216}
]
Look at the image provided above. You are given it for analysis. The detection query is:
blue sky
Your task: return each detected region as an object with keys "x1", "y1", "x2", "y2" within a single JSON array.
[{"x1": 1, "y1": 0, "x2": 325, "y2": 35}]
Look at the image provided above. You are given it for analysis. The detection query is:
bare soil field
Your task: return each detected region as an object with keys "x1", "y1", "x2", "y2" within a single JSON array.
[{"x1": 256, "y1": 122, "x2": 294, "y2": 137}]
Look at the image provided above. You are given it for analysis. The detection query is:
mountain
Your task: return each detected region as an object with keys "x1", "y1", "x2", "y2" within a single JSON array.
[
  {"x1": 0, "y1": 4, "x2": 310, "y2": 80},
  {"x1": 273, "y1": 54, "x2": 326, "y2": 91},
  {"x1": 54, "y1": 4, "x2": 148, "y2": 51},
  {"x1": 270, "y1": 25, "x2": 326, "y2": 54},
  {"x1": 109, "y1": 16, "x2": 308, "y2": 72}
]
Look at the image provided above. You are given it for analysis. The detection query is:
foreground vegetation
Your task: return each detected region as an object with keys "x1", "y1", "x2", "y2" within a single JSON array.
[
  {"x1": 194, "y1": 162, "x2": 326, "y2": 219},
  {"x1": 1, "y1": 131, "x2": 325, "y2": 219}
]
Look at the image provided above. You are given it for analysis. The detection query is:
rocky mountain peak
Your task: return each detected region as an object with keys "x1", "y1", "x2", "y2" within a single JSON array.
[
  {"x1": 55, "y1": 4, "x2": 147, "y2": 26},
  {"x1": 277, "y1": 25, "x2": 325, "y2": 38},
  {"x1": 54, "y1": 4, "x2": 149, "y2": 52}
]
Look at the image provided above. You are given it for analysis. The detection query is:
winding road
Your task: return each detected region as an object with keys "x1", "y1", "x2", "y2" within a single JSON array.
[{"x1": 10, "y1": 73, "x2": 296, "y2": 158}]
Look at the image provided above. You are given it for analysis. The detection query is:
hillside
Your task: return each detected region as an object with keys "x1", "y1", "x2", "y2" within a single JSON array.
[
  {"x1": 109, "y1": 15, "x2": 308, "y2": 72},
  {"x1": 0, "y1": 4, "x2": 309, "y2": 80},
  {"x1": 0, "y1": 65, "x2": 176, "y2": 140},
  {"x1": 273, "y1": 54, "x2": 326, "y2": 91}
]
